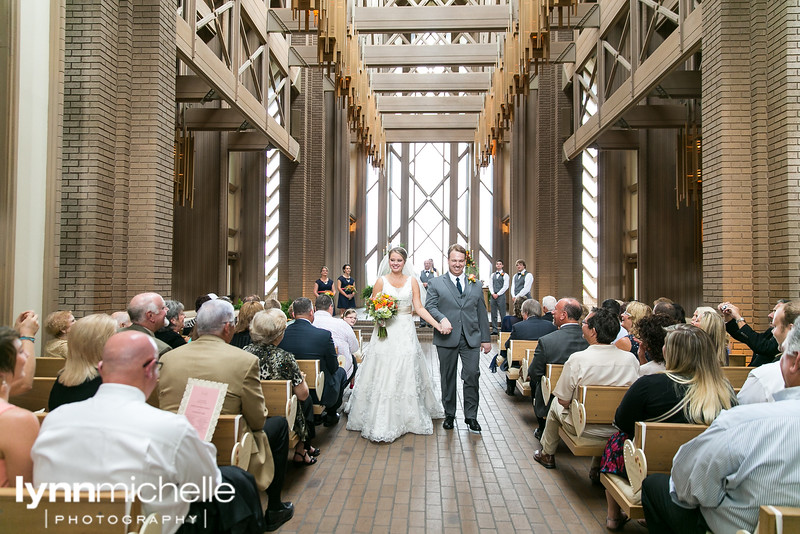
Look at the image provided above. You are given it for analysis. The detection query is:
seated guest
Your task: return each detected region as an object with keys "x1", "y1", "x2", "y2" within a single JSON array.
[
  {"x1": 33, "y1": 331, "x2": 267, "y2": 534},
  {"x1": 278, "y1": 297, "x2": 347, "y2": 427},
  {"x1": 245, "y1": 309, "x2": 319, "y2": 466},
  {"x1": 121, "y1": 292, "x2": 172, "y2": 356},
  {"x1": 158, "y1": 300, "x2": 293, "y2": 530},
  {"x1": 341, "y1": 308, "x2": 362, "y2": 365},
  {"x1": 602, "y1": 299, "x2": 628, "y2": 342},
  {"x1": 502, "y1": 299, "x2": 557, "y2": 396},
  {"x1": 243, "y1": 294, "x2": 263, "y2": 303},
  {"x1": 0, "y1": 327, "x2": 39, "y2": 485},
  {"x1": 719, "y1": 299, "x2": 784, "y2": 367},
  {"x1": 155, "y1": 300, "x2": 187, "y2": 349},
  {"x1": 110, "y1": 310, "x2": 131, "y2": 328},
  {"x1": 738, "y1": 300, "x2": 800, "y2": 404},
  {"x1": 641, "y1": 317, "x2": 800, "y2": 534},
  {"x1": 528, "y1": 298, "x2": 588, "y2": 440},
  {"x1": 313, "y1": 294, "x2": 359, "y2": 382},
  {"x1": 48, "y1": 314, "x2": 116, "y2": 411},
  {"x1": 231, "y1": 301, "x2": 264, "y2": 349},
  {"x1": 182, "y1": 293, "x2": 218, "y2": 337},
  {"x1": 533, "y1": 308, "x2": 639, "y2": 471},
  {"x1": 601, "y1": 325, "x2": 737, "y2": 530},
  {"x1": 615, "y1": 301, "x2": 651, "y2": 356},
  {"x1": 43, "y1": 310, "x2": 75, "y2": 358},
  {"x1": 264, "y1": 298, "x2": 282, "y2": 310},
  {"x1": 541, "y1": 295, "x2": 557, "y2": 324},
  {"x1": 694, "y1": 308, "x2": 728, "y2": 366},
  {"x1": 654, "y1": 300, "x2": 686, "y2": 324},
  {"x1": 501, "y1": 296, "x2": 527, "y2": 333},
  {"x1": 635, "y1": 314, "x2": 678, "y2": 375}
]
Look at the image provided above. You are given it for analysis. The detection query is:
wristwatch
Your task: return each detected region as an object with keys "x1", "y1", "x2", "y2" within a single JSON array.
[{"x1": 736, "y1": 318, "x2": 746, "y2": 325}]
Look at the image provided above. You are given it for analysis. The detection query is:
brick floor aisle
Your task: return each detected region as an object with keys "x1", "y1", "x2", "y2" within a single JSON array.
[{"x1": 279, "y1": 335, "x2": 647, "y2": 533}]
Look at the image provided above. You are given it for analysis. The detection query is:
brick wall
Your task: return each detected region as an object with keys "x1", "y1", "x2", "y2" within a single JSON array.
[
  {"x1": 703, "y1": 0, "x2": 800, "y2": 336},
  {"x1": 280, "y1": 49, "x2": 328, "y2": 302},
  {"x1": 60, "y1": 0, "x2": 174, "y2": 315}
]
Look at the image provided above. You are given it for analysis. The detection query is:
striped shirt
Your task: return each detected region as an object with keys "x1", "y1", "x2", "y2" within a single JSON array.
[{"x1": 669, "y1": 386, "x2": 800, "y2": 533}]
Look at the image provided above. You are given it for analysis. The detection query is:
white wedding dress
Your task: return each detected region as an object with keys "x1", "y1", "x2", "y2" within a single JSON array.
[{"x1": 345, "y1": 275, "x2": 445, "y2": 442}]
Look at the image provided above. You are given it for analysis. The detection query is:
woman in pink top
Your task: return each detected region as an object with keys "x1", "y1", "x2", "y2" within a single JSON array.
[{"x1": 0, "y1": 326, "x2": 40, "y2": 486}]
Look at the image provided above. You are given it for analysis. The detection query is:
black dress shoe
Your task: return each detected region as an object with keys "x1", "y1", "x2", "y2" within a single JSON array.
[
  {"x1": 323, "y1": 413, "x2": 340, "y2": 427},
  {"x1": 265, "y1": 502, "x2": 294, "y2": 532},
  {"x1": 465, "y1": 418, "x2": 481, "y2": 434},
  {"x1": 533, "y1": 428, "x2": 542, "y2": 441},
  {"x1": 442, "y1": 415, "x2": 455, "y2": 430}
]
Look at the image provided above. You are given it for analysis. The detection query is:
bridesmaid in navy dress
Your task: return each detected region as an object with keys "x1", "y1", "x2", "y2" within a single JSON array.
[
  {"x1": 314, "y1": 266, "x2": 335, "y2": 310},
  {"x1": 336, "y1": 264, "x2": 356, "y2": 311}
]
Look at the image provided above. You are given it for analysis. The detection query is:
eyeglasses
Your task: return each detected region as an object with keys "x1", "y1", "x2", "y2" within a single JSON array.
[{"x1": 143, "y1": 358, "x2": 163, "y2": 370}]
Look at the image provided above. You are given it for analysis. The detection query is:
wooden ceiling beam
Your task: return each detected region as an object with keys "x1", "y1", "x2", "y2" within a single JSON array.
[
  {"x1": 382, "y1": 114, "x2": 477, "y2": 130},
  {"x1": 354, "y1": 6, "x2": 509, "y2": 33},
  {"x1": 363, "y1": 44, "x2": 498, "y2": 67},
  {"x1": 376, "y1": 95, "x2": 484, "y2": 113},
  {"x1": 371, "y1": 72, "x2": 492, "y2": 92}
]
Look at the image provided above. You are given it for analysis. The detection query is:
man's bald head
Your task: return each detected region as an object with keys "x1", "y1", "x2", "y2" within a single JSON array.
[{"x1": 99, "y1": 331, "x2": 159, "y2": 395}]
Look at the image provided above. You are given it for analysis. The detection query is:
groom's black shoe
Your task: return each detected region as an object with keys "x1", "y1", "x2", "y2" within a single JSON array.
[
  {"x1": 465, "y1": 418, "x2": 481, "y2": 434},
  {"x1": 442, "y1": 416, "x2": 455, "y2": 430}
]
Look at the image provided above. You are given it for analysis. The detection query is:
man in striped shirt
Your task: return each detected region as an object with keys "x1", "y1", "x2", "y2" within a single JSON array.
[{"x1": 642, "y1": 316, "x2": 800, "y2": 533}]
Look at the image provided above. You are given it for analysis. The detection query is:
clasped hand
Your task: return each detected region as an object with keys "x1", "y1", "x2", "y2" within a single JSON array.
[{"x1": 437, "y1": 318, "x2": 453, "y2": 335}]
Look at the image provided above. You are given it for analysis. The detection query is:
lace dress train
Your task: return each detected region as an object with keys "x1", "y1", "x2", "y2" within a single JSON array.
[{"x1": 345, "y1": 276, "x2": 444, "y2": 442}]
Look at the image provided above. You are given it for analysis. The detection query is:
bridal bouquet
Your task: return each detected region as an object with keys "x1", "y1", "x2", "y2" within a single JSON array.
[{"x1": 367, "y1": 293, "x2": 398, "y2": 339}]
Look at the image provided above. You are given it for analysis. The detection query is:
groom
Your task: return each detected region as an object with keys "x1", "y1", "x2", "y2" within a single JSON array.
[{"x1": 425, "y1": 244, "x2": 492, "y2": 433}]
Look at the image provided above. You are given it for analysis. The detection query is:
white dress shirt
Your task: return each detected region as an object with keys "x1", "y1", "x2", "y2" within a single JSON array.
[
  {"x1": 32, "y1": 384, "x2": 221, "y2": 534},
  {"x1": 737, "y1": 361, "x2": 785, "y2": 404},
  {"x1": 313, "y1": 310, "x2": 359, "y2": 378},
  {"x1": 446, "y1": 271, "x2": 466, "y2": 291}
]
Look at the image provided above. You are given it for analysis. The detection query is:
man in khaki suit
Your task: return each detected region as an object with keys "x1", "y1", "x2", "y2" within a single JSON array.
[{"x1": 158, "y1": 299, "x2": 293, "y2": 531}]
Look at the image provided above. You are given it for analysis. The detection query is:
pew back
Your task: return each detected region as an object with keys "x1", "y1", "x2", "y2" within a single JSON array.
[
  {"x1": 0, "y1": 487, "x2": 152, "y2": 533},
  {"x1": 35, "y1": 357, "x2": 66, "y2": 377},
  {"x1": 9, "y1": 377, "x2": 55, "y2": 412}
]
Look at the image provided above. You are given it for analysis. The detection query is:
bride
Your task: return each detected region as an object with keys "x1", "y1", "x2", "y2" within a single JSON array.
[{"x1": 345, "y1": 246, "x2": 445, "y2": 442}]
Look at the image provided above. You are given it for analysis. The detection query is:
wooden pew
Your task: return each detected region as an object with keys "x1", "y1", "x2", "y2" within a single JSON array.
[
  {"x1": 261, "y1": 379, "x2": 299, "y2": 450},
  {"x1": 750, "y1": 506, "x2": 800, "y2": 534},
  {"x1": 9, "y1": 376, "x2": 55, "y2": 412},
  {"x1": 518, "y1": 349, "x2": 536, "y2": 396},
  {"x1": 35, "y1": 357, "x2": 66, "y2": 377},
  {"x1": 506, "y1": 340, "x2": 538, "y2": 381},
  {"x1": 541, "y1": 363, "x2": 564, "y2": 402},
  {"x1": 0, "y1": 487, "x2": 159, "y2": 533},
  {"x1": 722, "y1": 366, "x2": 751, "y2": 390},
  {"x1": 601, "y1": 421, "x2": 708, "y2": 520},
  {"x1": 496, "y1": 332, "x2": 511, "y2": 365},
  {"x1": 296, "y1": 359, "x2": 325, "y2": 415},
  {"x1": 558, "y1": 385, "x2": 628, "y2": 457}
]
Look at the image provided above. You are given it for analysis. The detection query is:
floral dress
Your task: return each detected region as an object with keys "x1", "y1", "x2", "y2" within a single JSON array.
[{"x1": 244, "y1": 343, "x2": 309, "y2": 443}]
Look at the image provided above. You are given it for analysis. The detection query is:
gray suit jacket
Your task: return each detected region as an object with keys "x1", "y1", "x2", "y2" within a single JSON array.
[
  {"x1": 529, "y1": 323, "x2": 589, "y2": 418},
  {"x1": 425, "y1": 274, "x2": 490, "y2": 349}
]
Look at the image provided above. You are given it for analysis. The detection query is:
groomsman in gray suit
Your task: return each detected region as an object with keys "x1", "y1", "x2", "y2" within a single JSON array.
[
  {"x1": 489, "y1": 259, "x2": 509, "y2": 335},
  {"x1": 511, "y1": 259, "x2": 533, "y2": 300},
  {"x1": 425, "y1": 244, "x2": 492, "y2": 433},
  {"x1": 418, "y1": 258, "x2": 438, "y2": 328}
]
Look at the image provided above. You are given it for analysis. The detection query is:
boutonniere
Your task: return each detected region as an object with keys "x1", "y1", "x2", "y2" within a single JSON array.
[{"x1": 467, "y1": 274, "x2": 477, "y2": 284}]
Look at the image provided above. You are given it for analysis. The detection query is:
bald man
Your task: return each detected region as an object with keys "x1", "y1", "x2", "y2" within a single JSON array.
[
  {"x1": 32, "y1": 331, "x2": 268, "y2": 533},
  {"x1": 121, "y1": 292, "x2": 172, "y2": 356}
]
